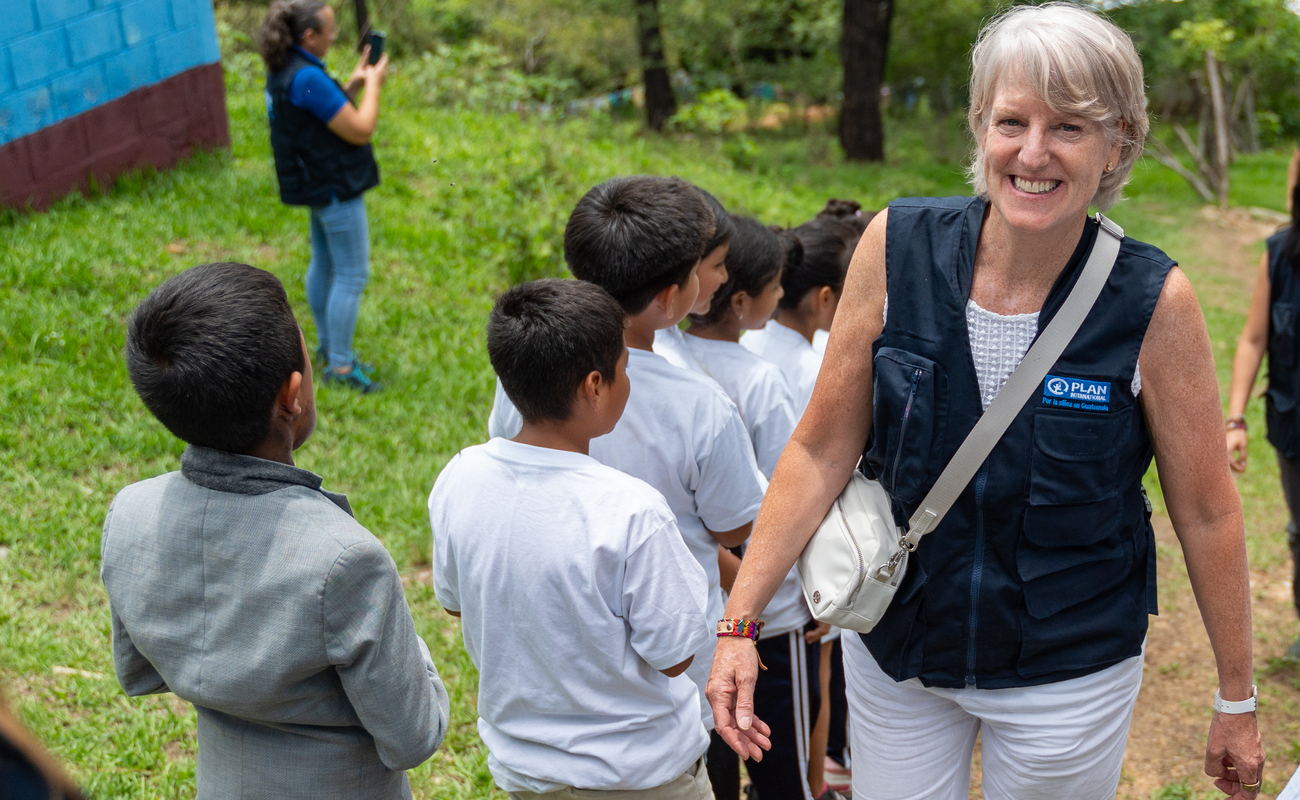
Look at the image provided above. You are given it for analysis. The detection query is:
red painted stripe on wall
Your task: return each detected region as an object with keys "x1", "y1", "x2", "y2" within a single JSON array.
[{"x1": 0, "y1": 62, "x2": 230, "y2": 211}]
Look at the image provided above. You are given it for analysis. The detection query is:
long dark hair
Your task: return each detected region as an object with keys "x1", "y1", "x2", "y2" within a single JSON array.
[
  {"x1": 259, "y1": 0, "x2": 327, "y2": 71},
  {"x1": 1287, "y1": 181, "x2": 1300, "y2": 266},
  {"x1": 690, "y1": 214, "x2": 790, "y2": 327}
]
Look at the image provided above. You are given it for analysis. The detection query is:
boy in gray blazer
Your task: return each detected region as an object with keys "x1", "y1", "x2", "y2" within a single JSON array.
[{"x1": 102, "y1": 263, "x2": 449, "y2": 799}]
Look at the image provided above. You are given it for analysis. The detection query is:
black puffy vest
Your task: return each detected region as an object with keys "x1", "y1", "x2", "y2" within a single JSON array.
[
  {"x1": 1267, "y1": 228, "x2": 1300, "y2": 461},
  {"x1": 861, "y1": 196, "x2": 1173, "y2": 689},
  {"x1": 266, "y1": 50, "x2": 380, "y2": 207}
]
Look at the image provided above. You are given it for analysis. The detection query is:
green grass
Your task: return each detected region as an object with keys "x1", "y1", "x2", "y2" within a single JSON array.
[{"x1": 0, "y1": 51, "x2": 1293, "y2": 797}]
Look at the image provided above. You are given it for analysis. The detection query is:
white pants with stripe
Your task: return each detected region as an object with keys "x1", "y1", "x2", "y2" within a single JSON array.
[{"x1": 842, "y1": 633, "x2": 1143, "y2": 800}]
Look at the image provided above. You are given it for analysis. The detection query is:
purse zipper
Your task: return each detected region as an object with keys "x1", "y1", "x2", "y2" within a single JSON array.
[{"x1": 836, "y1": 494, "x2": 867, "y2": 598}]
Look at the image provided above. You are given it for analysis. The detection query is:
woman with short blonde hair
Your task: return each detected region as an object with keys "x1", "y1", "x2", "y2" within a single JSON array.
[{"x1": 707, "y1": 5, "x2": 1265, "y2": 798}]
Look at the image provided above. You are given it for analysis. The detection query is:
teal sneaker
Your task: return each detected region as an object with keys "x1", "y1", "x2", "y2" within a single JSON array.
[
  {"x1": 325, "y1": 367, "x2": 381, "y2": 394},
  {"x1": 351, "y1": 356, "x2": 376, "y2": 376}
]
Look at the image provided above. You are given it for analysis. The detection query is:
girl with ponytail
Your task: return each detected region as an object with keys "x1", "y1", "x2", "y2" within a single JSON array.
[{"x1": 260, "y1": 0, "x2": 389, "y2": 393}]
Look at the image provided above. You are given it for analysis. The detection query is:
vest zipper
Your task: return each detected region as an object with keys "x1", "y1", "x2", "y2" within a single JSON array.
[
  {"x1": 891, "y1": 369, "x2": 923, "y2": 494},
  {"x1": 965, "y1": 463, "x2": 990, "y2": 686}
]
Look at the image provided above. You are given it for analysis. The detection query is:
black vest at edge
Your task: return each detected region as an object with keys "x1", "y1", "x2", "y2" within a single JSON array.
[
  {"x1": 862, "y1": 196, "x2": 1173, "y2": 689},
  {"x1": 267, "y1": 51, "x2": 380, "y2": 207},
  {"x1": 1266, "y1": 228, "x2": 1300, "y2": 461}
]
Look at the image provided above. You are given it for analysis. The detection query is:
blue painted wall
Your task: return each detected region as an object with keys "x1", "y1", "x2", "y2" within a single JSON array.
[{"x1": 0, "y1": 0, "x2": 221, "y2": 146}]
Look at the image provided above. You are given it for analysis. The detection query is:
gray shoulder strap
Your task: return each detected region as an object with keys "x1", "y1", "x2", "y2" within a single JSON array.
[{"x1": 902, "y1": 213, "x2": 1125, "y2": 546}]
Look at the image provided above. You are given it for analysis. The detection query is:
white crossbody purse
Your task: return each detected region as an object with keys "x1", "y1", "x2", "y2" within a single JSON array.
[{"x1": 796, "y1": 214, "x2": 1125, "y2": 633}]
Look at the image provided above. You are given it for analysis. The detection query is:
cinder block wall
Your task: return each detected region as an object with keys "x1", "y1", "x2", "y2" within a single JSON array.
[{"x1": 0, "y1": 0, "x2": 229, "y2": 209}]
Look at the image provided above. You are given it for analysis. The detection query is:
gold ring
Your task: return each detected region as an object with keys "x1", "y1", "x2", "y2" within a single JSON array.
[{"x1": 1242, "y1": 780, "x2": 1261, "y2": 791}]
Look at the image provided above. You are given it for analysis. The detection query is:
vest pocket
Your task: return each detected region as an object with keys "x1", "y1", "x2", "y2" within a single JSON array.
[
  {"x1": 1019, "y1": 409, "x2": 1132, "y2": 618},
  {"x1": 868, "y1": 348, "x2": 944, "y2": 505},
  {"x1": 1272, "y1": 303, "x2": 1297, "y2": 369}
]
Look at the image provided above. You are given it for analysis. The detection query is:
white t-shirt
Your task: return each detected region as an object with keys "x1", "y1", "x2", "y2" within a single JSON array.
[
  {"x1": 682, "y1": 332, "x2": 809, "y2": 638},
  {"x1": 741, "y1": 320, "x2": 824, "y2": 419},
  {"x1": 487, "y1": 348, "x2": 767, "y2": 727},
  {"x1": 682, "y1": 333, "x2": 798, "y2": 480},
  {"x1": 488, "y1": 379, "x2": 524, "y2": 440},
  {"x1": 654, "y1": 326, "x2": 711, "y2": 376},
  {"x1": 812, "y1": 329, "x2": 829, "y2": 354},
  {"x1": 430, "y1": 439, "x2": 711, "y2": 792}
]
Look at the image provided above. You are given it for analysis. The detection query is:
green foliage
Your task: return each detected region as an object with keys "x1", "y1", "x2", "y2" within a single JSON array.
[
  {"x1": 670, "y1": 89, "x2": 749, "y2": 133},
  {"x1": 1110, "y1": 0, "x2": 1300, "y2": 140},
  {"x1": 405, "y1": 41, "x2": 578, "y2": 110}
]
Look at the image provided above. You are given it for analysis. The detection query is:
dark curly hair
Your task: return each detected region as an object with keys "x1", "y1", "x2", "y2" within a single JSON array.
[{"x1": 259, "y1": 0, "x2": 327, "y2": 71}]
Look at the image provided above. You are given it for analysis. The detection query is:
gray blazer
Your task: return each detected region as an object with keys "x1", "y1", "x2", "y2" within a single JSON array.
[{"x1": 101, "y1": 447, "x2": 449, "y2": 799}]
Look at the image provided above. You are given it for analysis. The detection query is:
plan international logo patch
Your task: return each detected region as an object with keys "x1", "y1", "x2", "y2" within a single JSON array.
[{"x1": 1042, "y1": 374, "x2": 1111, "y2": 411}]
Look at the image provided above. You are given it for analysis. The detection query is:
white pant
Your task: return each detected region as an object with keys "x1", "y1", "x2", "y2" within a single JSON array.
[{"x1": 842, "y1": 633, "x2": 1143, "y2": 800}]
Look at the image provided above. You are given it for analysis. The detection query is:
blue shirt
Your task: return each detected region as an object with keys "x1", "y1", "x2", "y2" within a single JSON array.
[{"x1": 287, "y1": 45, "x2": 348, "y2": 123}]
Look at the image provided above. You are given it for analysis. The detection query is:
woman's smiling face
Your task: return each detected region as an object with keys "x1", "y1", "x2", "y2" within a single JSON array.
[{"x1": 982, "y1": 82, "x2": 1121, "y2": 234}]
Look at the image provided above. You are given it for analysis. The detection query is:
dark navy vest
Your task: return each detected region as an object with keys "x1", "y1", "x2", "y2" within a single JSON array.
[
  {"x1": 267, "y1": 50, "x2": 380, "y2": 207},
  {"x1": 1266, "y1": 228, "x2": 1300, "y2": 461},
  {"x1": 861, "y1": 196, "x2": 1173, "y2": 689}
]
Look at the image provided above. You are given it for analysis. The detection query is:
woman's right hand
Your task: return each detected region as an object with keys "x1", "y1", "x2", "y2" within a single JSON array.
[
  {"x1": 1226, "y1": 428, "x2": 1249, "y2": 473},
  {"x1": 363, "y1": 53, "x2": 389, "y2": 87},
  {"x1": 706, "y1": 637, "x2": 772, "y2": 759}
]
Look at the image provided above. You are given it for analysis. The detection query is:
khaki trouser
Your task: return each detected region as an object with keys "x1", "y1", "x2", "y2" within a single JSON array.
[{"x1": 509, "y1": 757, "x2": 712, "y2": 800}]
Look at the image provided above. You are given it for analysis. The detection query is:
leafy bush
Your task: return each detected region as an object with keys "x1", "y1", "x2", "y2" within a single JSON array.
[
  {"x1": 670, "y1": 89, "x2": 749, "y2": 134},
  {"x1": 405, "y1": 41, "x2": 578, "y2": 111}
]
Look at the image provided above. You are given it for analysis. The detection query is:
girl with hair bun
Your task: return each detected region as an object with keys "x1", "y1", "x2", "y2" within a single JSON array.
[
  {"x1": 742, "y1": 202, "x2": 864, "y2": 415},
  {"x1": 260, "y1": 0, "x2": 389, "y2": 393}
]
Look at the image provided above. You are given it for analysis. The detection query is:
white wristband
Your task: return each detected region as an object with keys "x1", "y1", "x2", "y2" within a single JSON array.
[{"x1": 1213, "y1": 686, "x2": 1258, "y2": 714}]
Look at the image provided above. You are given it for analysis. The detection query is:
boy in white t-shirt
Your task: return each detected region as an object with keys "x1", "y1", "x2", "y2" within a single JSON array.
[
  {"x1": 432, "y1": 279, "x2": 715, "y2": 798},
  {"x1": 486, "y1": 178, "x2": 770, "y2": 791}
]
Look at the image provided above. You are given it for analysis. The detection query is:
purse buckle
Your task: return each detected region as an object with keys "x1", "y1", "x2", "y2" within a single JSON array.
[{"x1": 872, "y1": 545, "x2": 908, "y2": 583}]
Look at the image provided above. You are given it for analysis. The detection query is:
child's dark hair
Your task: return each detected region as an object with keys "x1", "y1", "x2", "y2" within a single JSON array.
[
  {"x1": 126, "y1": 263, "x2": 305, "y2": 454},
  {"x1": 259, "y1": 0, "x2": 327, "y2": 71},
  {"x1": 778, "y1": 217, "x2": 858, "y2": 310},
  {"x1": 816, "y1": 198, "x2": 875, "y2": 237},
  {"x1": 699, "y1": 189, "x2": 734, "y2": 254},
  {"x1": 488, "y1": 278, "x2": 628, "y2": 423},
  {"x1": 564, "y1": 176, "x2": 715, "y2": 314},
  {"x1": 690, "y1": 214, "x2": 789, "y2": 327}
]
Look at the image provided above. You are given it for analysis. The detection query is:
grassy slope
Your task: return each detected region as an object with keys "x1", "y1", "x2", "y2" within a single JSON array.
[{"x1": 0, "y1": 52, "x2": 1290, "y2": 797}]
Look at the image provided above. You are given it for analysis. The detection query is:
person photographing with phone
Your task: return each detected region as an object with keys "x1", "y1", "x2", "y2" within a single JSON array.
[{"x1": 260, "y1": 0, "x2": 389, "y2": 394}]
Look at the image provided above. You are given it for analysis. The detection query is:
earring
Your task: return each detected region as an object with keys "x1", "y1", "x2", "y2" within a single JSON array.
[{"x1": 1105, "y1": 162, "x2": 1114, "y2": 172}]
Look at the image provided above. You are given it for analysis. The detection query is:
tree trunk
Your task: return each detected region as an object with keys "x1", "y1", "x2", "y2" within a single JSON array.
[
  {"x1": 635, "y1": 0, "x2": 677, "y2": 132},
  {"x1": 1245, "y1": 76, "x2": 1260, "y2": 154},
  {"x1": 840, "y1": 0, "x2": 892, "y2": 161},
  {"x1": 1205, "y1": 49, "x2": 1231, "y2": 208},
  {"x1": 353, "y1": 0, "x2": 370, "y2": 40}
]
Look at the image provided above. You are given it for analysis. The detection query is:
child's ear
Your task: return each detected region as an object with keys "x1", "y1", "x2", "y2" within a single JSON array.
[
  {"x1": 275, "y1": 371, "x2": 304, "y2": 417},
  {"x1": 653, "y1": 282, "x2": 679, "y2": 315},
  {"x1": 731, "y1": 290, "x2": 750, "y2": 322},
  {"x1": 579, "y1": 369, "x2": 604, "y2": 406}
]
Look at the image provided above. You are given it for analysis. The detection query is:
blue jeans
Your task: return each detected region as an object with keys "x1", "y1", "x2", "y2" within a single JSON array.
[{"x1": 305, "y1": 195, "x2": 370, "y2": 371}]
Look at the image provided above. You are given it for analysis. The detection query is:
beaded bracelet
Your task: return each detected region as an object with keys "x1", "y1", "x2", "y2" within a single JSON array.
[
  {"x1": 1226, "y1": 415, "x2": 1247, "y2": 432},
  {"x1": 717, "y1": 619, "x2": 764, "y2": 641}
]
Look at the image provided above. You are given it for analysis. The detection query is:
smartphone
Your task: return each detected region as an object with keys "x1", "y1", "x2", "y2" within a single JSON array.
[{"x1": 368, "y1": 31, "x2": 386, "y2": 65}]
